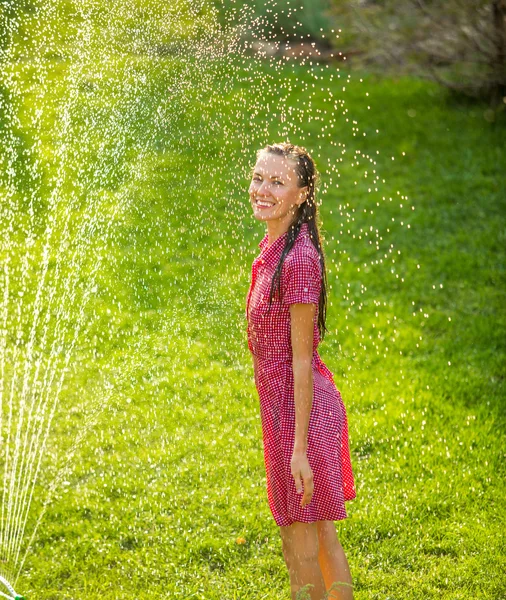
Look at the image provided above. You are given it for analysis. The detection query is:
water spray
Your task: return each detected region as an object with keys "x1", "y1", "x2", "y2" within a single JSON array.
[{"x1": 0, "y1": 576, "x2": 25, "y2": 600}]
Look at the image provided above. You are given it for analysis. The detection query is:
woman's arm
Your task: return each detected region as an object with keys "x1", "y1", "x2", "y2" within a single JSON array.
[
  {"x1": 290, "y1": 302, "x2": 316, "y2": 452},
  {"x1": 289, "y1": 302, "x2": 316, "y2": 508}
]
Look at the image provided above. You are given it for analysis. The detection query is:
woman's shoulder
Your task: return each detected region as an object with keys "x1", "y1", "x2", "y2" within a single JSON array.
[
  {"x1": 283, "y1": 231, "x2": 321, "y2": 276},
  {"x1": 289, "y1": 229, "x2": 320, "y2": 260},
  {"x1": 281, "y1": 228, "x2": 323, "y2": 303}
]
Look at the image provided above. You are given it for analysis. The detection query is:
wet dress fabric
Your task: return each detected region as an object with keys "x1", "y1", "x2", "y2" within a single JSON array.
[{"x1": 246, "y1": 222, "x2": 356, "y2": 527}]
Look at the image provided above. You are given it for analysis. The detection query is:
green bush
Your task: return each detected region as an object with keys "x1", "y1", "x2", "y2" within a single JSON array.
[{"x1": 214, "y1": 0, "x2": 338, "y2": 46}]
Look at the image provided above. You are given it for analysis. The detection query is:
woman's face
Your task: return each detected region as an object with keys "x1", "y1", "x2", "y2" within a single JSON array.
[{"x1": 249, "y1": 151, "x2": 308, "y2": 225}]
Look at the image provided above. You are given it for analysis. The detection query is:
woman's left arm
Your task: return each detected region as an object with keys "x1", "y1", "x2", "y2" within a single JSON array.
[{"x1": 290, "y1": 302, "x2": 316, "y2": 507}]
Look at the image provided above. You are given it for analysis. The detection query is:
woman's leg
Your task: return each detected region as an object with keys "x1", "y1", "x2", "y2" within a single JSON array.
[
  {"x1": 279, "y1": 521, "x2": 327, "y2": 600},
  {"x1": 316, "y1": 520, "x2": 353, "y2": 600}
]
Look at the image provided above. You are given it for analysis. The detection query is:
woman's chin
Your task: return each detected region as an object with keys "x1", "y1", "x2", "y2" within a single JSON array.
[{"x1": 253, "y1": 208, "x2": 277, "y2": 221}]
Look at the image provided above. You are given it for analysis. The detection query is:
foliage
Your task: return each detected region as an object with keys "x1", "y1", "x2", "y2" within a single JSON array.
[
  {"x1": 213, "y1": 0, "x2": 338, "y2": 46},
  {"x1": 330, "y1": 0, "x2": 506, "y2": 106}
]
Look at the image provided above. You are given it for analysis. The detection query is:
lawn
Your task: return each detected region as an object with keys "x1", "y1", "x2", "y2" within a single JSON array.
[{"x1": 1, "y1": 10, "x2": 505, "y2": 599}]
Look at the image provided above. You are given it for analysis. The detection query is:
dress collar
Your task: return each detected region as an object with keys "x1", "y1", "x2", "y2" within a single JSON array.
[{"x1": 258, "y1": 222, "x2": 309, "y2": 253}]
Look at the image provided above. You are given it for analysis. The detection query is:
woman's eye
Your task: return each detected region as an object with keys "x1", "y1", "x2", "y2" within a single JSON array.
[{"x1": 251, "y1": 177, "x2": 282, "y2": 185}]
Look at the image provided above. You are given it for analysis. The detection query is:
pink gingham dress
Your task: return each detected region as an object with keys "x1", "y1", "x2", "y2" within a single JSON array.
[{"x1": 246, "y1": 222, "x2": 356, "y2": 526}]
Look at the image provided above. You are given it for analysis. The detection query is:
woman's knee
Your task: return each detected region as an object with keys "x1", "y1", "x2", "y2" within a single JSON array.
[
  {"x1": 316, "y1": 520, "x2": 336, "y2": 539},
  {"x1": 280, "y1": 522, "x2": 320, "y2": 566},
  {"x1": 317, "y1": 520, "x2": 341, "y2": 550}
]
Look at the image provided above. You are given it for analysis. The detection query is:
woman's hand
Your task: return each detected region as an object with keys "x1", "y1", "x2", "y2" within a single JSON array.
[{"x1": 291, "y1": 450, "x2": 314, "y2": 508}]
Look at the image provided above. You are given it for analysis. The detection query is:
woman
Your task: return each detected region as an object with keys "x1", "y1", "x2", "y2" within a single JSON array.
[{"x1": 245, "y1": 142, "x2": 357, "y2": 600}]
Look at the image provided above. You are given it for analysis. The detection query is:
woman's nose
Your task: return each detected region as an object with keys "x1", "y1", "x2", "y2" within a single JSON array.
[{"x1": 257, "y1": 181, "x2": 270, "y2": 196}]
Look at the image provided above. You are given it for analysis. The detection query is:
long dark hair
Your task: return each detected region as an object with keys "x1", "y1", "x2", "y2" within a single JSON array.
[{"x1": 252, "y1": 142, "x2": 329, "y2": 341}]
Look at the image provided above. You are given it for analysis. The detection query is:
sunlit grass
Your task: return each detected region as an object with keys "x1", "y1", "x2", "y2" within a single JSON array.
[{"x1": 2, "y1": 21, "x2": 505, "y2": 600}]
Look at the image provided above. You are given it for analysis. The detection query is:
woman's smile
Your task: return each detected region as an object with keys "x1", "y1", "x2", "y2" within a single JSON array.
[{"x1": 255, "y1": 198, "x2": 276, "y2": 209}]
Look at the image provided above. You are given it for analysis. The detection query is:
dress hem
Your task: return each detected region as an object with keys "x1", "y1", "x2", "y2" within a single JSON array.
[{"x1": 273, "y1": 512, "x2": 350, "y2": 527}]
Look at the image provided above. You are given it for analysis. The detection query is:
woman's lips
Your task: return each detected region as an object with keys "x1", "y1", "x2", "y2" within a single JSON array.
[{"x1": 254, "y1": 199, "x2": 275, "y2": 209}]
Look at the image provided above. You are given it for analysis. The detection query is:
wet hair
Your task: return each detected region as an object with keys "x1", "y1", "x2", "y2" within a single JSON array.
[{"x1": 252, "y1": 141, "x2": 329, "y2": 341}]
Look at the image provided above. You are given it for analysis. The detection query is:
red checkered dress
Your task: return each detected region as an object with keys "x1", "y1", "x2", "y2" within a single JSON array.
[{"x1": 246, "y1": 222, "x2": 356, "y2": 526}]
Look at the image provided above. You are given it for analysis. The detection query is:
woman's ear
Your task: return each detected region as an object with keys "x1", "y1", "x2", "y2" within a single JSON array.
[{"x1": 298, "y1": 186, "x2": 308, "y2": 204}]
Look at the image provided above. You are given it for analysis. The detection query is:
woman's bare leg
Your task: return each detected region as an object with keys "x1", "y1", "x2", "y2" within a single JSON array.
[
  {"x1": 316, "y1": 521, "x2": 353, "y2": 600},
  {"x1": 280, "y1": 521, "x2": 327, "y2": 600}
]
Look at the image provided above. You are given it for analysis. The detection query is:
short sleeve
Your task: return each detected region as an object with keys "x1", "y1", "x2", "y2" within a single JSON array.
[{"x1": 282, "y1": 248, "x2": 322, "y2": 306}]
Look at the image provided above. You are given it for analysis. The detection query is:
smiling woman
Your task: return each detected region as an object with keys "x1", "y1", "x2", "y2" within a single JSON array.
[
  {"x1": 245, "y1": 142, "x2": 356, "y2": 600},
  {"x1": 249, "y1": 152, "x2": 307, "y2": 228}
]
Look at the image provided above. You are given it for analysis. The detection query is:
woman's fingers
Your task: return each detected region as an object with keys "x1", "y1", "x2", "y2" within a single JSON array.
[
  {"x1": 301, "y1": 470, "x2": 314, "y2": 506},
  {"x1": 293, "y1": 471, "x2": 303, "y2": 494},
  {"x1": 291, "y1": 454, "x2": 314, "y2": 506}
]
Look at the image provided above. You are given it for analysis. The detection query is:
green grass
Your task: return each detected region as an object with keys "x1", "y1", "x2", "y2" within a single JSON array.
[{"x1": 1, "y1": 34, "x2": 505, "y2": 600}]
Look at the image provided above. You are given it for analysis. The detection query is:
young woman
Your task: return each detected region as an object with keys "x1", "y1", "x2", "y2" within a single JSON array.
[{"x1": 245, "y1": 142, "x2": 357, "y2": 600}]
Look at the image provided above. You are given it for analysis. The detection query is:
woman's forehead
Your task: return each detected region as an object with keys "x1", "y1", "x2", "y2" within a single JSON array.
[{"x1": 254, "y1": 152, "x2": 298, "y2": 178}]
